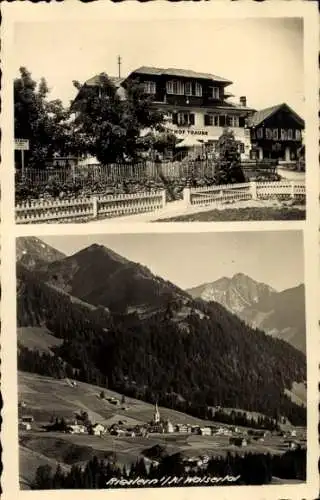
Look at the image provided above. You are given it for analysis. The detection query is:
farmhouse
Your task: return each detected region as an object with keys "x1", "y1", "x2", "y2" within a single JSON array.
[
  {"x1": 164, "y1": 420, "x2": 175, "y2": 433},
  {"x1": 19, "y1": 422, "x2": 31, "y2": 431},
  {"x1": 21, "y1": 415, "x2": 34, "y2": 423},
  {"x1": 199, "y1": 427, "x2": 212, "y2": 436},
  {"x1": 247, "y1": 103, "x2": 304, "y2": 163},
  {"x1": 91, "y1": 423, "x2": 105, "y2": 436},
  {"x1": 67, "y1": 424, "x2": 87, "y2": 434}
]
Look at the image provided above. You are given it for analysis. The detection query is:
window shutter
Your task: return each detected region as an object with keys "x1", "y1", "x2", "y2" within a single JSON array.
[
  {"x1": 190, "y1": 114, "x2": 195, "y2": 125},
  {"x1": 172, "y1": 113, "x2": 178, "y2": 125},
  {"x1": 204, "y1": 115, "x2": 210, "y2": 126},
  {"x1": 219, "y1": 115, "x2": 226, "y2": 127},
  {"x1": 239, "y1": 117, "x2": 245, "y2": 127}
]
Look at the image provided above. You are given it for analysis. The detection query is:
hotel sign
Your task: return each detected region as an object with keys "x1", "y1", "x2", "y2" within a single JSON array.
[{"x1": 170, "y1": 128, "x2": 209, "y2": 137}]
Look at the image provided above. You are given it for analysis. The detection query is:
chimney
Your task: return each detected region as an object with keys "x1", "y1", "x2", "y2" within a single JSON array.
[{"x1": 240, "y1": 96, "x2": 247, "y2": 107}]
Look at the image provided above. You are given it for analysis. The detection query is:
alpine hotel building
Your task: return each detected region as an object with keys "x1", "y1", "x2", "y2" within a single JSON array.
[{"x1": 77, "y1": 65, "x2": 304, "y2": 162}]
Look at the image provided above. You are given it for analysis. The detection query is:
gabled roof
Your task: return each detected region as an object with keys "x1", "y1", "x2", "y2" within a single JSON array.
[
  {"x1": 247, "y1": 103, "x2": 304, "y2": 128},
  {"x1": 84, "y1": 75, "x2": 124, "y2": 87},
  {"x1": 130, "y1": 66, "x2": 232, "y2": 85}
]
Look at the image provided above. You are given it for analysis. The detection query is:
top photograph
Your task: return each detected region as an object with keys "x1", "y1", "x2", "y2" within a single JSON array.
[{"x1": 14, "y1": 17, "x2": 306, "y2": 224}]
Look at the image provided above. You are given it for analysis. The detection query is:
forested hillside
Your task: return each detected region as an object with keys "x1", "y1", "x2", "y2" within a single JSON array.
[{"x1": 17, "y1": 262, "x2": 306, "y2": 426}]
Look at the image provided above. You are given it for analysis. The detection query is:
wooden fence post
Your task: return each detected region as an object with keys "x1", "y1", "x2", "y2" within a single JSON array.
[
  {"x1": 162, "y1": 189, "x2": 166, "y2": 208},
  {"x1": 183, "y1": 187, "x2": 191, "y2": 207},
  {"x1": 92, "y1": 196, "x2": 98, "y2": 219},
  {"x1": 250, "y1": 181, "x2": 257, "y2": 200},
  {"x1": 290, "y1": 180, "x2": 295, "y2": 199}
]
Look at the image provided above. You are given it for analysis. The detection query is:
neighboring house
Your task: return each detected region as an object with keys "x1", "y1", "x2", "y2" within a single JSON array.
[
  {"x1": 199, "y1": 427, "x2": 212, "y2": 436},
  {"x1": 247, "y1": 103, "x2": 304, "y2": 162},
  {"x1": 21, "y1": 416, "x2": 34, "y2": 423},
  {"x1": 67, "y1": 424, "x2": 87, "y2": 434},
  {"x1": 164, "y1": 420, "x2": 175, "y2": 433},
  {"x1": 176, "y1": 423, "x2": 190, "y2": 433},
  {"x1": 19, "y1": 422, "x2": 31, "y2": 431},
  {"x1": 91, "y1": 423, "x2": 105, "y2": 436}
]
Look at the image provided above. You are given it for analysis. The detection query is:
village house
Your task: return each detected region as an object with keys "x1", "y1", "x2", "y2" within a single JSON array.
[
  {"x1": 164, "y1": 420, "x2": 175, "y2": 433},
  {"x1": 67, "y1": 424, "x2": 87, "y2": 434},
  {"x1": 21, "y1": 415, "x2": 34, "y2": 424},
  {"x1": 19, "y1": 422, "x2": 31, "y2": 431},
  {"x1": 91, "y1": 423, "x2": 105, "y2": 436},
  {"x1": 199, "y1": 427, "x2": 212, "y2": 436},
  {"x1": 247, "y1": 103, "x2": 304, "y2": 163},
  {"x1": 175, "y1": 423, "x2": 191, "y2": 433}
]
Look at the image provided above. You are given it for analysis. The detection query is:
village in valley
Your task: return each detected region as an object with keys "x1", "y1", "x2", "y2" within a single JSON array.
[{"x1": 18, "y1": 371, "x2": 307, "y2": 487}]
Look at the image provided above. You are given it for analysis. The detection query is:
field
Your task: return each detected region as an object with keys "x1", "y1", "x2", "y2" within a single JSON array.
[
  {"x1": 17, "y1": 327, "x2": 63, "y2": 354},
  {"x1": 18, "y1": 371, "x2": 306, "y2": 489},
  {"x1": 156, "y1": 207, "x2": 306, "y2": 222}
]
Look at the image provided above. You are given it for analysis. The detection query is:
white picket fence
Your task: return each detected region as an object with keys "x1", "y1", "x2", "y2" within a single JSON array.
[
  {"x1": 15, "y1": 190, "x2": 166, "y2": 224},
  {"x1": 184, "y1": 180, "x2": 306, "y2": 207}
]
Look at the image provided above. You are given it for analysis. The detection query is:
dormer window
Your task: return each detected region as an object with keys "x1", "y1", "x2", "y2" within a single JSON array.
[{"x1": 144, "y1": 81, "x2": 156, "y2": 94}]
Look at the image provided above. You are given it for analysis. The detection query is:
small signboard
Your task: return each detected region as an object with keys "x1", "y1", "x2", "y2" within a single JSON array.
[{"x1": 15, "y1": 139, "x2": 29, "y2": 151}]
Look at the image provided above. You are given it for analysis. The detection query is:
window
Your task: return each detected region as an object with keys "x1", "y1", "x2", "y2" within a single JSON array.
[
  {"x1": 210, "y1": 87, "x2": 220, "y2": 99},
  {"x1": 204, "y1": 115, "x2": 213, "y2": 126},
  {"x1": 238, "y1": 142, "x2": 245, "y2": 154},
  {"x1": 229, "y1": 116, "x2": 239, "y2": 127},
  {"x1": 288, "y1": 129, "x2": 293, "y2": 140},
  {"x1": 273, "y1": 129, "x2": 279, "y2": 140},
  {"x1": 295, "y1": 129, "x2": 301, "y2": 140},
  {"x1": 195, "y1": 82, "x2": 202, "y2": 97},
  {"x1": 176, "y1": 112, "x2": 195, "y2": 126},
  {"x1": 166, "y1": 81, "x2": 174, "y2": 94},
  {"x1": 257, "y1": 128, "x2": 263, "y2": 139},
  {"x1": 280, "y1": 129, "x2": 287, "y2": 141},
  {"x1": 166, "y1": 80, "x2": 184, "y2": 95},
  {"x1": 265, "y1": 128, "x2": 273, "y2": 139},
  {"x1": 185, "y1": 82, "x2": 192, "y2": 96},
  {"x1": 144, "y1": 81, "x2": 156, "y2": 94}
]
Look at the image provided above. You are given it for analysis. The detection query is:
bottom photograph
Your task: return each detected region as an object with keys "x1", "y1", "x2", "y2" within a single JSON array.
[{"x1": 16, "y1": 230, "x2": 307, "y2": 490}]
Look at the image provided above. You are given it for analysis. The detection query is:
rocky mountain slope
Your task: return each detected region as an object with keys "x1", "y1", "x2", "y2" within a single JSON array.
[{"x1": 187, "y1": 274, "x2": 305, "y2": 353}]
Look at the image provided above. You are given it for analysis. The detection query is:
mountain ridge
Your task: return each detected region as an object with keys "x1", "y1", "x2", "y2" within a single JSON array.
[{"x1": 187, "y1": 274, "x2": 305, "y2": 353}]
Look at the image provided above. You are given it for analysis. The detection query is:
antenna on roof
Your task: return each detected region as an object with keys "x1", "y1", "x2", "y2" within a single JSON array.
[{"x1": 118, "y1": 55, "x2": 122, "y2": 78}]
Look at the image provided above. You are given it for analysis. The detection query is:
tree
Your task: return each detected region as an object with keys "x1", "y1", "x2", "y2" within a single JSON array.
[
  {"x1": 215, "y1": 128, "x2": 245, "y2": 184},
  {"x1": 32, "y1": 465, "x2": 53, "y2": 489},
  {"x1": 14, "y1": 67, "x2": 72, "y2": 169},
  {"x1": 71, "y1": 74, "x2": 165, "y2": 164}
]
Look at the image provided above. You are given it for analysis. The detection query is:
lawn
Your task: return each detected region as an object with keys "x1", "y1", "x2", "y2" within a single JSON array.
[{"x1": 157, "y1": 207, "x2": 306, "y2": 222}]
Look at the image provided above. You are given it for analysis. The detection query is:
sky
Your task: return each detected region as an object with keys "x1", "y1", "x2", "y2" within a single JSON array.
[
  {"x1": 14, "y1": 17, "x2": 304, "y2": 115},
  {"x1": 41, "y1": 231, "x2": 304, "y2": 291}
]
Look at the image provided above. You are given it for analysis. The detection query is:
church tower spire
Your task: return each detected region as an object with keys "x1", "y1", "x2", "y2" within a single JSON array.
[{"x1": 153, "y1": 402, "x2": 160, "y2": 424}]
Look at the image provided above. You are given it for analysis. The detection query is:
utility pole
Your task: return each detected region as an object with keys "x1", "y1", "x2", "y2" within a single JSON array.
[{"x1": 118, "y1": 56, "x2": 122, "y2": 78}]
